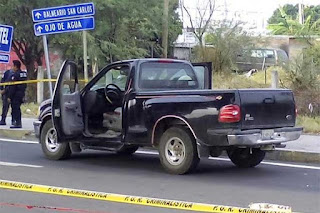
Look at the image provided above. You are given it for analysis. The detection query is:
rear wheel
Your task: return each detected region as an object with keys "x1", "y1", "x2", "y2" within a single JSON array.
[
  {"x1": 40, "y1": 120, "x2": 71, "y2": 160},
  {"x1": 159, "y1": 127, "x2": 199, "y2": 175},
  {"x1": 227, "y1": 147, "x2": 265, "y2": 168}
]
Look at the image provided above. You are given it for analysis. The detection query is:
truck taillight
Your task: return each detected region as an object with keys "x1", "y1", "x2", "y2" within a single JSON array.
[{"x1": 218, "y1": 105, "x2": 241, "y2": 123}]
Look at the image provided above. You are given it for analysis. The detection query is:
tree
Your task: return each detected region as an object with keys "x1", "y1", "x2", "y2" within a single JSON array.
[
  {"x1": 0, "y1": 0, "x2": 71, "y2": 101},
  {"x1": 183, "y1": 0, "x2": 216, "y2": 47},
  {"x1": 268, "y1": 4, "x2": 320, "y2": 25},
  {"x1": 268, "y1": 4, "x2": 299, "y2": 24},
  {"x1": 0, "y1": 0, "x2": 182, "y2": 101},
  {"x1": 53, "y1": 0, "x2": 181, "y2": 67},
  {"x1": 267, "y1": 6, "x2": 320, "y2": 37},
  {"x1": 268, "y1": 4, "x2": 320, "y2": 36},
  {"x1": 193, "y1": 21, "x2": 255, "y2": 73}
]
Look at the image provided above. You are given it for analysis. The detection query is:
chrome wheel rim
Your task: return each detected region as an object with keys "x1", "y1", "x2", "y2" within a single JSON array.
[
  {"x1": 165, "y1": 137, "x2": 186, "y2": 166},
  {"x1": 45, "y1": 127, "x2": 60, "y2": 153}
]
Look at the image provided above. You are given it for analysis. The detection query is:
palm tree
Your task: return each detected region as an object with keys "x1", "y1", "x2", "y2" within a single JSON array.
[{"x1": 268, "y1": 7, "x2": 320, "y2": 37}]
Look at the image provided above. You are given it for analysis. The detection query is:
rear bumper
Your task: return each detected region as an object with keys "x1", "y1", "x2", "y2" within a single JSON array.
[
  {"x1": 33, "y1": 120, "x2": 41, "y2": 138},
  {"x1": 227, "y1": 127, "x2": 303, "y2": 146}
]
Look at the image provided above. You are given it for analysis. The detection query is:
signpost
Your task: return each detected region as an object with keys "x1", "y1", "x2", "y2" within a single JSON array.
[
  {"x1": 0, "y1": 53, "x2": 10, "y2": 63},
  {"x1": 34, "y1": 17, "x2": 95, "y2": 36},
  {"x1": 0, "y1": 24, "x2": 14, "y2": 53},
  {"x1": 32, "y1": 2, "x2": 95, "y2": 22},
  {"x1": 32, "y1": 2, "x2": 95, "y2": 98},
  {"x1": 0, "y1": 24, "x2": 13, "y2": 65}
]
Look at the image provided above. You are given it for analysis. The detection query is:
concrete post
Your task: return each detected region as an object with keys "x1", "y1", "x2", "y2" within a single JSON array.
[
  {"x1": 92, "y1": 56, "x2": 98, "y2": 75},
  {"x1": 271, "y1": 70, "x2": 279, "y2": 88},
  {"x1": 37, "y1": 67, "x2": 44, "y2": 104}
]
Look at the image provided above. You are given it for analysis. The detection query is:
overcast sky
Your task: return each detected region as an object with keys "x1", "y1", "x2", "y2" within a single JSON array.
[{"x1": 182, "y1": 0, "x2": 320, "y2": 27}]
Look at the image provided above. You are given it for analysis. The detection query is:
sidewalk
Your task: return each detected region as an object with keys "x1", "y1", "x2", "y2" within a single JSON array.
[
  {"x1": 0, "y1": 117, "x2": 35, "y2": 140},
  {"x1": 0, "y1": 117, "x2": 319, "y2": 163},
  {"x1": 0, "y1": 117, "x2": 34, "y2": 131}
]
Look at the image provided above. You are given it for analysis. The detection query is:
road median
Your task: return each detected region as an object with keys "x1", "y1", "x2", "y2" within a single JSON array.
[
  {"x1": 266, "y1": 149, "x2": 320, "y2": 164},
  {"x1": 0, "y1": 128, "x2": 34, "y2": 140}
]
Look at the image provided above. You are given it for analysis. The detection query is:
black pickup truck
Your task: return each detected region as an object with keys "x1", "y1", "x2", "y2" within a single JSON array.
[{"x1": 34, "y1": 59, "x2": 302, "y2": 174}]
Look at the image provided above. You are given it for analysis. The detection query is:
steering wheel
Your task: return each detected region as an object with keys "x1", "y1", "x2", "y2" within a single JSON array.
[{"x1": 104, "y1": 84, "x2": 122, "y2": 105}]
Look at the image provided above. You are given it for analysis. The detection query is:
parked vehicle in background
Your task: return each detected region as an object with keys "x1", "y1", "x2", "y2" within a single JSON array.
[{"x1": 235, "y1": 48, "x2": 289, "y2": 72}]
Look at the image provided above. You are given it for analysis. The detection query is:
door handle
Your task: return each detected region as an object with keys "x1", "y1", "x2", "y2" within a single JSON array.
[
  {"x1": 65, "y1": 102, "x2": 76, "y2": 110},
  {"x1": 263, "y1": 98, "x2": 275, "y2": 104}
]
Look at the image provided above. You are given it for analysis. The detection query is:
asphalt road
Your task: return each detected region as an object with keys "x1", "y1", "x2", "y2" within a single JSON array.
[{"x1": 0, "y1": 139, "x2": 319, "y2": 213}]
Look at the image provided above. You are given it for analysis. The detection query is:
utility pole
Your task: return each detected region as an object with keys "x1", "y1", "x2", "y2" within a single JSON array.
[
  {"x1": 83, "y1": 31, "x2": 88, "y2": 82},
  {"x1": 42, "y1": 35, "x2": 53, "y2": 98},
  {"x1": 162, "y1": 0, "x2": 169, "y2": 58},
  {"x1": 299, "y1": 2, "x2": 304, "y2": 24}
]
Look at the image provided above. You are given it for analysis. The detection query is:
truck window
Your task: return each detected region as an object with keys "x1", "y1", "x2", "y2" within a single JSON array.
[
  {"x1": 264, "y1": 50, "x2": 275, "y2": 58},
  {"x1": 139, "y1": 62, "x2": 199, "y2": 89},
  {"x1": 193, "y1": 66, "x2": 205, "y2": 89},
  {"x1": 277, "y1": 50, "x2": 288, "y2": 63},
  {"x1": 90, "y1": 66, "x2": 129, "y2": 91}
]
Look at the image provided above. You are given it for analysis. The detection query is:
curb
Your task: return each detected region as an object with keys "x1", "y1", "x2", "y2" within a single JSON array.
[
  {"x1": 266, "y1": 149, "x2": 320, "y2": 164},
  {"x1": 0, "y1": 129, "x2": 319, "y2": 164},
  {"x1": 0, "y1": 129, "x2": 34, "y2": 140}
]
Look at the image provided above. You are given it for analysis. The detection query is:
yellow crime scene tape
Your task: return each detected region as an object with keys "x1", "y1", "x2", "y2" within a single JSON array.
[
  {"x1": 0, "y1": 179, "x2": 293, "y2": 213},
  {"x1": 0, "y1": 79, "x2": 88, "y2": 86}
]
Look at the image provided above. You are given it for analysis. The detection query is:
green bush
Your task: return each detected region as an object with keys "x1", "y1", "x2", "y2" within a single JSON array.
[
  {"x1": 297, "y1": 115, "x2": 320, "y2": 133},
  {"x1": 286, "y1": 45, "x2": 320, "y2": 91},
  {"x1": 192, "y1": 21, "x2": 256, "y2": 73}
]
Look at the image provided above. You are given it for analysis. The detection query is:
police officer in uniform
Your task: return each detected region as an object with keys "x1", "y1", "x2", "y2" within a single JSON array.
[
  {"x1": 0, "y1": 69, "x2": 14, "y2": 125},
  {"x1": 7, "y1": 60, "x2": 27, "y2": 128}
]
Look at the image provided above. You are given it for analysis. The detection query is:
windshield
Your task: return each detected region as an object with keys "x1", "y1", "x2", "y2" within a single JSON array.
[
  {"x1": 90, "y1": 66, "x2": 129, "y2": 91},
  {"x1": 139, "y1": 62, "x2": 199, "y2": 89}
]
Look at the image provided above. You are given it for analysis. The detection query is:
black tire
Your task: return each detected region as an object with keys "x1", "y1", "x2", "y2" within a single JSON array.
[
  {"x1": 159, "y1": 127, "x2": 199, "y2": 175},
  {"x1": 227, "y1": 148, "x2": 265, "y2": 168},
  {"x1": 117, "y1": 145, "x2": 139, "y2": 155},
  {"x1": 40, "y1": 120, "x2": 71, "y2": 160}
]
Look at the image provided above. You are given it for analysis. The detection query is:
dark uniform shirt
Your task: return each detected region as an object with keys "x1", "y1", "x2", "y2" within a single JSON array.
[
  {"x1": 0, "y1": 70, "x2": 14, "y2": 92},
  {"x1": 7, "y1": 70, "x2": 27, "y2": 101}
]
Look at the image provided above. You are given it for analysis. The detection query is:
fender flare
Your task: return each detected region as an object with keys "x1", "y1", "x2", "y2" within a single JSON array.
[{"x1": 151, "y1": 115, "x2": 197, "y2": 145}]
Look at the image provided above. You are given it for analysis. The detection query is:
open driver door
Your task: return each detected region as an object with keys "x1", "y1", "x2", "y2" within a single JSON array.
[{"x1": 52, "y1": 60, "x2": 84, "y2": 142}]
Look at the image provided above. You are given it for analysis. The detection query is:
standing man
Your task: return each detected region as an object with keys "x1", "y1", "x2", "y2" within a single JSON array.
[
  {"x1": 7, "y1": 60, "x2": 27, "y2": 128},
  {"x1": 0, "y1": 69, "x2": 14, "y2": 125}
]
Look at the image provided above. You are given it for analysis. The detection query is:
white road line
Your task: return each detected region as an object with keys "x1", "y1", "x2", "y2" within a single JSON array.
[
  {"x1": 259, "y1": 161, "x2": 320, "y2": 170},
  {"x1": 137, "y1": 151, "x2": 320, "y2": 170},
  {"x1": 0, "y1": 161, "x2": 42, "y2": 168},
  {"x1": 0, "y1": 138, "x2": 38, "y2": 144},
  {"x1": 1, "y1": 139, "x2": 319, "y2": 171}
]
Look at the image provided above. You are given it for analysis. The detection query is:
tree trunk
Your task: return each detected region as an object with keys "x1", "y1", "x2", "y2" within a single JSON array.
[{"x1": 25, "y1": 63, "x2": 37, "y2": 103}]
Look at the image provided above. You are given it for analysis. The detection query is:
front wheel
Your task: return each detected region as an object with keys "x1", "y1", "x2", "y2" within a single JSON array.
[
  {"x1": 159, "y1": 127, "x2": 199, "y2": 175},
  {"x1": 227, "y1": 148, "x2": 265, "y2": 168},
  {"x1": 40, "y1": 120, "x2": 71, "y2": 160}
]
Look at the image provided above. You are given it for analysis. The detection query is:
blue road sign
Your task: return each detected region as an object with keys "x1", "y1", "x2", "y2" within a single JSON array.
[
  {"x1": 32, "y1": 2, "x2": 95, "y2": 22},
  {"x1": 34, "y1": 17, "x2": 95, "y2": 36},
  {"x1": 0, "y1": 24, "x2": 13, "y2": 53},
  {"x1": 0, "y1": 53, "x2": 10, "y2": 63}
]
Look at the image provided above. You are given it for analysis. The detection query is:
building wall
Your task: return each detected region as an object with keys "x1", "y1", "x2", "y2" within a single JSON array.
[
  {"x1": 257, "y1": 36, "x2": 289, "y2": 55},
  {"x1": 174, "y1": 47, "x2": 192, "y2": 61},
  {"x1": 288, "y1": 38, "x2": 310, "y2": 60},
  {"x1": 0, "y1": 49, "x2": 63, "y2": 77}
]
